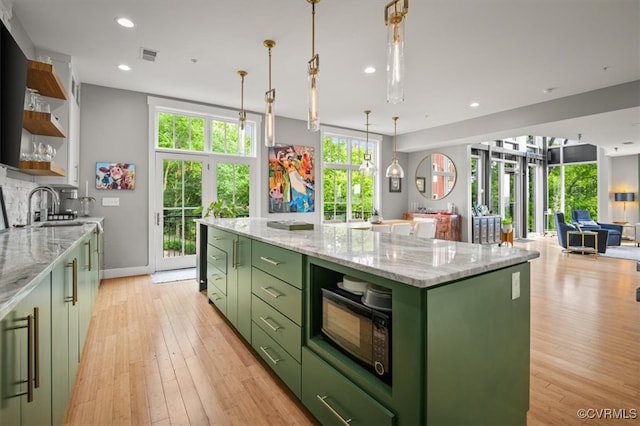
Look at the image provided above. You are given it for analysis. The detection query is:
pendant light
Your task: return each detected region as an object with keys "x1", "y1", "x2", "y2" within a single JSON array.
[
  {"x1": 384, "y1": 0, "x2": 409, "y2": 104},
  {"x1": 237, "y1": 70, "x2": 247, "y2": 154},
  {"x1": 264, "y1": 40, "x2": 276, "y2": 147},
  {"x1": 385, "y1": 116, "x2": 405, "y2": 178},
  {"x1": 359, "y1": 110, "x2": 377, "y2": 175},
  {"x1": 307, "y1": 0, "x2": 320, "y2": 132}
]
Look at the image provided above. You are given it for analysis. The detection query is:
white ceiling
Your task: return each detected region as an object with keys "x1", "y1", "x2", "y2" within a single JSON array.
[{"x1": 10, "y1": 0, "x2": 640, "y2": 155}]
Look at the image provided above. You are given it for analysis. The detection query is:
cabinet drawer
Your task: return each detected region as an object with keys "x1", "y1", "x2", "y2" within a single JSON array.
[
  {"x1": 252, "y1": 324, "x2": 301, "y2": 398},
  {"x1": 207, "y1": 284, "x2": 226, "y2": 316},
  {"x1": 302, "y1": 348, "x2": 394, "y2": 426},
  {"x1": 251, "y1": 295, "x2": 301, "y2": 362},
  {"x1": 207, "y1": 266, "x2": 226, "y2": 294},
  {"x1": 207, "y1": 244, "x2": 227, "y2": 274},
  {"x1": 251, "y1": 267, "x2": 301, "y2": 325},
  {"x1": 252, "y1": 241, "x2": 302, "y2": 289},
  {"x1": 208, "y1": 227, "x2": 235, "y2": 252}
]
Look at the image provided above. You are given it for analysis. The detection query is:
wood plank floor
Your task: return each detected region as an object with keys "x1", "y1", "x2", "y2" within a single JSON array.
[{"x1": 66, "y1": 235, "x2": 640, "y2": 425}]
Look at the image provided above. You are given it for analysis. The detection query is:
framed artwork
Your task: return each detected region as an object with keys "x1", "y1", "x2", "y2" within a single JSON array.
[
  {"x1": 268, "y1": 145, "x2": 315, "y2": 213},
  {"x1": 389, "y1": 176, "x2": 402, "y2": 193},
  {"x1": 0, "y1": 186, "x2": 8, "y2": 233},
  {"x1": 96, "y1": 162, "x2": 136, "y2": 190},
  {"x1": 416, "y1": 177, "x2": 426, "y2": 193}
]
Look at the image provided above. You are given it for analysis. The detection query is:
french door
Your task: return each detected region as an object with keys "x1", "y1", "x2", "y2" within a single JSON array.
[{"x1": 154, "y1": 152, "x2": 209, "y2": 271}]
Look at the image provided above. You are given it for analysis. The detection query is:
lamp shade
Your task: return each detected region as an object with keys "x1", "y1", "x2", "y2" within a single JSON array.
[{"x1": 614, "y1": 192, "x2": 635, "y2": 202}]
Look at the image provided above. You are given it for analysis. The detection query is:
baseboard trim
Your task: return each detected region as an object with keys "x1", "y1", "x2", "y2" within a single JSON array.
[{"x1": 103, "y1": 265, "x2": 152, "y2": 279}]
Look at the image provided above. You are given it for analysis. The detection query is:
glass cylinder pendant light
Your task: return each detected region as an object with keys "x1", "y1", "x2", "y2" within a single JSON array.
[
  {"x1": 359, "y1": 110, "x2": 377, "y2": 175},
  {"x1": 385, "y1": 116, "x2": 405, "y2": 178},
  {"x1": 264, "y1": 40, "x2": 276, "y2": 147},
  {"x1": 384, "y1": 0, "x2": 409, "y2": 104},
  {"x1": 307, "y1": 0, "x2": 320, "y2": 132},
  {"x1": 237, "y1": 70, "x2": 247, "y2": 155}
]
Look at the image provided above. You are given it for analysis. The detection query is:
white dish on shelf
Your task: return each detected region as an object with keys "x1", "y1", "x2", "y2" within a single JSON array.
[
  {"x1": 361, "y1": 298, "x2": 392, "y2": 312},
  {"x1": 337, "y1": 281, "x2": 365, "y2": 295}
]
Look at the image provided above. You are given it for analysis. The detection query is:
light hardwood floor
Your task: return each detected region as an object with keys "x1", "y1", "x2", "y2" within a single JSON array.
[{"x1": 66, "y1": 235, "x2": 640, "y2": 425}]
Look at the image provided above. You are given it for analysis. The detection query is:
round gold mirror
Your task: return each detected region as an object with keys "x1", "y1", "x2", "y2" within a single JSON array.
[{"x1": 415, "y1": 153, "x2": 457, "y2": 199}]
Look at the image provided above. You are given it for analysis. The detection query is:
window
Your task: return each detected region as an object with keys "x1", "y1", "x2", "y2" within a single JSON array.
[
  {"x1": 150, "y1": 97, "x2": 259, "y2": 218},
  {"x1": 321, "y1": 128, "x2": 379, "y2": 222}
]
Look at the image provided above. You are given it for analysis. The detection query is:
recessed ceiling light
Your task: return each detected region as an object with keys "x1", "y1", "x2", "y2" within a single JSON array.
[
  {"x1": 364, "y1": 66, "x2": 376, "y2": 74},
  {"x1": 622, "y1": 141, "x2": 634, "y2": 145},
  {"x1": 470, "y1": 102, "x2": 480, "y2": 108},
  {"x1": 118, "y1": 64, "x2": 131, "y2": 71},
  {"x1": 116, "y1": 17, "x2": 135, "y2": 28}
]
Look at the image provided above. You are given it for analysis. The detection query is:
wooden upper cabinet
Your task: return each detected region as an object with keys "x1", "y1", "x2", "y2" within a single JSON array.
[{"x1": 26, "y1": 60, "x2": 68, "y2": 100}]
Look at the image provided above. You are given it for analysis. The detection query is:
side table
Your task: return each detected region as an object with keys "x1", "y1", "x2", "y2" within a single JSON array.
[{"x1": 565, "y1": 231, "x2": 598, "y2": 257}]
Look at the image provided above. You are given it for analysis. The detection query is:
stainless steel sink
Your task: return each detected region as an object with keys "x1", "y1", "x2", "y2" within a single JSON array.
[{"x1": 38, "y1": 221, "x2": 85, "y2": 227}]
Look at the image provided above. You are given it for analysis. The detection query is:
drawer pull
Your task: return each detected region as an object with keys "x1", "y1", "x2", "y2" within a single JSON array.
[
  {"x1": 260, "y1": 256, "x2": 282, "y2": 266},
  {"x1": 260, "y1": 286, "x2": 281, "y2": 299},
  {"x1": 259, "y1": 346, "x2": 280, "y2": 365},
  {"x1": 209, "y1": 255, "x2": 221, "y2": 261},
  {"x1": 210, "y1": 274, "x2": 223, "y2": 281},
  {"x1": 316, "y1": 395, "x2": 352, "y2": 425},
  {"x1": 259, "y1": 316, "x2": 281, "y2": 332},
  {"x1": 211, "y1": 236, "x2": 222, "y2": 240},
  {"x1": 210, "y1": 293, "x2": 222, "y2": 301}
]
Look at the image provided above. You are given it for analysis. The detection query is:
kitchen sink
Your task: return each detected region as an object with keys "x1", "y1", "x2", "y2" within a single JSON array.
[{"x1": 38, "y1": 221, "x2": 85, "y2": 227}]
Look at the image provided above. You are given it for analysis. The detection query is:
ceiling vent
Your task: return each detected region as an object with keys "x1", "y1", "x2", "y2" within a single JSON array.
[{"x1": 140, "y1": 47, "x2": 157, "y2": 62}]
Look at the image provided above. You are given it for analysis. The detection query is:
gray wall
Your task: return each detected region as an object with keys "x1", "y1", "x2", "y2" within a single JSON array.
[
  {"x1": 80, "y1": 85, "x2": 149, "y2": 274},
  {"x1": 405, "y1": 143, "x2": 470, "y2": 241},
  {"x1": 80, "y1": 84, "x2": 404, "y2": 276}
]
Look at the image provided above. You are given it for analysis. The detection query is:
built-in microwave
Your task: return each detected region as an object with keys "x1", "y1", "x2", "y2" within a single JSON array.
[{"x1": 321, "y1": 287, "x2": 391, "y2": 383}]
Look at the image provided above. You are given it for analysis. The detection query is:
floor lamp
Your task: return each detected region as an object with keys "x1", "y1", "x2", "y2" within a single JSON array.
[{"x1": 614, "y1": 192, "x2": 635, "y2": 223}]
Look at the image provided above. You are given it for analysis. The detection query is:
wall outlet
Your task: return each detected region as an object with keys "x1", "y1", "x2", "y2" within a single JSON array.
[
  {"x1": 102, "y1": 197, "x2": 120, "y2": 206},
  {"x1": 511, "y1": 271, "x2": 521, "y2": 300}
]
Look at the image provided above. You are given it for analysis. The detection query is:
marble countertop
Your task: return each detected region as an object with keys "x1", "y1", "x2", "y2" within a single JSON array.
[
  {"x1": 198, "y1": 217, "x2": 540, "y2": 288},
  {"x1": 0, "y1": 217, "x2": 104, "y2": 320}
]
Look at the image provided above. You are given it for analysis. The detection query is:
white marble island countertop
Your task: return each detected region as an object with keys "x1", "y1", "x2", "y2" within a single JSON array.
[
  {"x1": 198, "y1": 217, "x2": 540, "y2": 288},
  {"x1": 0, "y1": 218, "x2": 103, "y2": 320}
]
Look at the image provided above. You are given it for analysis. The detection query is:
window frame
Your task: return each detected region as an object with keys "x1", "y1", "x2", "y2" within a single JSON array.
[{"x1": 320, "y1": 125, "x2": 381, "y2": 223}]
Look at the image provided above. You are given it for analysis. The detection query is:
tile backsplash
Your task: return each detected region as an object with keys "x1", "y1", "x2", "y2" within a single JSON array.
[{"x1": 0, "y1": 165, "x2": 38, "y2": 226}]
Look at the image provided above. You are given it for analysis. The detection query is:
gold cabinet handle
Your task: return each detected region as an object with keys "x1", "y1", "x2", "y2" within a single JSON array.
[
  {"x1": 259, "y1": 316, "x2": 281, "y2": 332},
  {"x1": 232, "y1": 239, "x2": 238, "y2": 269},
  {"x1": 210, "y1": 292, "x2": 222, "y2": 301},
  {"x1": 13, "y1": 313, "x2": 34, "y2": 402},
  {"x1": 259, "y1": 346, "x2": 280, "y2": 365},
  {"x1": 33, "y1": 307, "x2": 40, "y2": 389},
  {"x1": 259, "y1": 286, "x2": 281, "y2": 299},
  {"x1": 65, "y1": 258, "x2": 78, "y2": 305},
  {"x1": 316, "y1": 395, "x2": 352, "y2": 425},
  {"x1": 85, "y1": 240, "x2": 92, "y2": 271},
  {"x1": 260, "y1": 256, "x2": 281, "y2": 266},
  {"x1": 209, "y1": 274, "x2": 223, "y2": 281}
]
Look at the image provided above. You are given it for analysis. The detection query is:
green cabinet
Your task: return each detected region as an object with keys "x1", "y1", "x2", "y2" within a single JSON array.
[
  {"x1": 0, "y1": 272, "x2": 52, "y2": 426},
  {"x1": 250, "y1": 239, "x2": 303, "y2": 398},
  {"x1": 207, "y1": 228, "x2": 252, "y2": 341},
  {"x1": 51, "y1": 244, "x2": 82, "y2": 425},
  {"x1": 302, "y1": 348, "x2": 394, "y2": 426}
]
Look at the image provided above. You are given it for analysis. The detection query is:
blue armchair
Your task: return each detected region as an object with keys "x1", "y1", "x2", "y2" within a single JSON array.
[
  {"x1": 571, "y1": 209, "x2": 622, "y2": 246},
  {"x1": 555, "y1": 212, "x2": 608, "y2": 254}
]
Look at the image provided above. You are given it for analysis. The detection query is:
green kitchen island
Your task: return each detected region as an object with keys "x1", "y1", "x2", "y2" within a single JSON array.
[{"x1": 196, "y1": 217, "x2": 539, "y2": 425}]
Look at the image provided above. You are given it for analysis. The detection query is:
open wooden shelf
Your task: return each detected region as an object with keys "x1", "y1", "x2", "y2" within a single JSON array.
[
  {"x1": 19, "y1": 161, "x2": 66, "y2": 177},
  {"x1": 23, "y1": 110, "x2": 66, "y2": 137},
  {"x1": 26, "y1": 60, "x2": 68, "y2": 100}
]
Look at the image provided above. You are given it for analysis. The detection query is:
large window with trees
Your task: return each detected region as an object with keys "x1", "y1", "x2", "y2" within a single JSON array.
[
  {"x1": 150, "y1": 97, "x2": 259, "y2": 270},
  {"x1": 322, "y1": 129, "x2": 379, "y2": 222}
]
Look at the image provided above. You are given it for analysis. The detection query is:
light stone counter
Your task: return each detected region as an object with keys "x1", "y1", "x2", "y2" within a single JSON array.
[
  {"x1": 197, "y1": 217, "x2": 540, "y2": 288},
  {"x1": 0, "y1": 217, "x2": 104, "y2": 320}
]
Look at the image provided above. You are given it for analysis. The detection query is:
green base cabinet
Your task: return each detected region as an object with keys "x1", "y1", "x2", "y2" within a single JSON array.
[
  {"x1": 207, "y1": 228, "x2": 252, "y2": 341},
  {"x1": 0, "y1": 272, "x2": 52, "y2": 426},
  {"x1": 302, "y1": 348, "x2": 394, "y2": 426}
]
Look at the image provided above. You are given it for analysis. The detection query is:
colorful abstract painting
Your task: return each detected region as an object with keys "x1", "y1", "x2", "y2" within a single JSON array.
[
  {"x1": 268, "y1": 145, "x2": 314, "y2": 213},
  {"x1": 96, "y1": 162, "x2": 136, "y2": 190}
]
